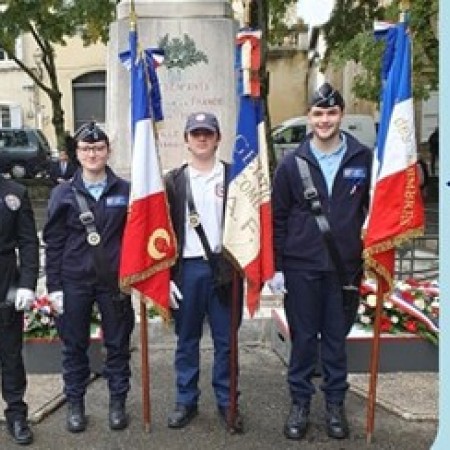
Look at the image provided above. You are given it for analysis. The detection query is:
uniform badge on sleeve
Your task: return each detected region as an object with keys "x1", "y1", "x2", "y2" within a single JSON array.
[{"x1": 4, "y1": 194, "x2": 21, "y2": 211}]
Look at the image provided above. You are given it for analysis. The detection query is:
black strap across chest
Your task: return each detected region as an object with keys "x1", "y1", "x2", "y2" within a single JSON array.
[{"x1": 295, "y1": 156, "x2": 356, "y2": 292}]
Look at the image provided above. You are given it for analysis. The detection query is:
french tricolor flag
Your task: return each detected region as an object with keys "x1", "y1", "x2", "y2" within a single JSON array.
[
  {"x1": 363, "y1": 21, "x2": 425, "y2": 292},
  {"x1": 223, "y1": 29, "x2": 274, "y2": 317},
  {"x1": 119, "y1": 26, "x2": 176, "y2": 317}
]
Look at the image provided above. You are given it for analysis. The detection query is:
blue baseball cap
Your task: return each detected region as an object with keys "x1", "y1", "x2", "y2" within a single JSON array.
[{"x1": 184, "y1": 112, "x2": 220, "y2": 134}]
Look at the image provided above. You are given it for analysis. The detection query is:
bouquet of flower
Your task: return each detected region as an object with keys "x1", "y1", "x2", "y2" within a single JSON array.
[
  {"x1": 24, "y1": 295, "x2": 102, "y2": 340},
  {"x1": 357, "y1": 278, "x2": 439, "y2": 346},
  {"x1": 23, "y1": 295, "x2": 59, "y2": 339}
]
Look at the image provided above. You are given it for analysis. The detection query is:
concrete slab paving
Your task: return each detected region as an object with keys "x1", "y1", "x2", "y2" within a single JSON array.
[{"x1": 0, "y1": 320, "x2": 438, "y2": 449}]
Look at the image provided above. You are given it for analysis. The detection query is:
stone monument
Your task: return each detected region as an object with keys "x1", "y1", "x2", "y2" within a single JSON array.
[{"x1": 107, "y1": 0, "x2": 237, "y2": 176}]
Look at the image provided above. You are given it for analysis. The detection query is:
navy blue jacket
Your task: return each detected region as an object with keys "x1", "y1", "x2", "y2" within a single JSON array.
[
  {"x1": 43, "y1": 166, "x2": 129, "y2": 293},
  {"x1": 272, "y1": 132, "x2": 372, "y2": 278},
  {"x1": 0, "y1": 176, "x2": 39, "y2": 300}
]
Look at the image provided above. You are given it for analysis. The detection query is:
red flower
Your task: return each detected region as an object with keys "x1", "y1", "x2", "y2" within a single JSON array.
[
  {"x1": 405, "y1": 278, "x2": 420, "y2": 287},
  {"x1": 400, "y1": 290, "x2": 415, "y2": 303},
  {"x1": 360, "y1": 283, "x2": 374, "y2": 296},
  {"x1": 380, "y1": 315, "x2": 392, "y2": 332},
  {"x1": 404, "y1": 320, "x2": 418, "y2": 333}
]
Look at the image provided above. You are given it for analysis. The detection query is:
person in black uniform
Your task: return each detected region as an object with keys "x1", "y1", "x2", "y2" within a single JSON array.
[
  {"x1": 165, "y1": 112, "x2": 243, "y2": 433},
  {"x1": 48, "y1": 149, "x2": 77, "y2": 186},
  {"x1": 43, "y1": 122, "x2": 134, "y2": 433},
  {"x1": 428, "y1": 126, "x2": 439, "y2": 176},
  {"x1": 0, "y1": 175, "x2": 39, "y2": 445},
  {"x1": 269, "y1": 83, "x2": 372, "y2": 441}
]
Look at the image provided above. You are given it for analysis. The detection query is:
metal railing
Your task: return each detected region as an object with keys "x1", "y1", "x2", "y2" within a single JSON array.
[{"x1": 394, "y1": 208, "x2": 438, "y2": 280}]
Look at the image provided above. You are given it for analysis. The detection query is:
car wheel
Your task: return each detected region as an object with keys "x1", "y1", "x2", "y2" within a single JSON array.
[{"x1": 10, "y1": 164, "x2": 27, "y2": 178}]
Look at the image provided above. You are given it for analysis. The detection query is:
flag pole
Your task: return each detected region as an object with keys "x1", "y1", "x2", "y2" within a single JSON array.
[
  {"x1": 365, "y1": 275, "x2": 384, "y2": 443},
  {"x1": 129, "y1": 0, "x2": 152, "y2": 431},
  {"x1": 365, "y1": 1, "x2": 410, "y2": 443},
  {"x1": 140, "y1": 296, "x2": 151, "y2": 431},
  {"x1": 225, "y1": 0, "x2": 253, "y2": 432},
  {"x1": 228, "y1": 270, "x2": 239, "y2": 430}
]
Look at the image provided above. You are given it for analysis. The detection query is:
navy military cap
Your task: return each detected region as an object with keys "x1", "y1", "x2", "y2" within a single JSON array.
[
  {"x1": 310, "y1": 82, "x2": 345, "y2": 109},
  {"x1": 184, "y1": 112, "x2": 221, "y2": 135},
  {"x1": 74, "y1": 121, "x2": 109, "y2": 144}
]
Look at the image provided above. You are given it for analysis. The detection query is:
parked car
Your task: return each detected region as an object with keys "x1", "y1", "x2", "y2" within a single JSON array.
[
  {"x1": 272, "y1": 114, "x2": 377, "y2": 162},
  {"x1": 0, "y1": 128, "x2": 52, "y2": 178}
]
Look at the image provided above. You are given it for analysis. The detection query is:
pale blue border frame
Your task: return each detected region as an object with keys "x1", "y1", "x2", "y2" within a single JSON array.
[{"x1": 432, "y1": 0, "x2": 446, "y2": 448}]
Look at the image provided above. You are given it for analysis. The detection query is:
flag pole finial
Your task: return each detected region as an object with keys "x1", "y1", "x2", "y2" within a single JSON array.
[
  {"x1": 400, "y1": 0, "x2": 410, "y2": 21},
  {"x1": 242, "y1": 0, "x2": 252, "y2": 27},
  {"x1": 130, "y1": 0, "x2": 137, "y2": 31}
]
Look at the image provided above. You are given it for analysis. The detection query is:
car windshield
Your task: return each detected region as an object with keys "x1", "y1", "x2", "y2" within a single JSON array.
[{"x1": 0, "y1": 130, "x2": 30, "y2": 148}]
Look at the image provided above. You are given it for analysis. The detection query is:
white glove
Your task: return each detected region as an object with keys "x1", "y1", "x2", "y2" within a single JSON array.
[
  {"x1": 169, "y1": 281, "x2": 183, "y2": 309},
  {"x1": 15, "y1": 288, "x2": 35, "y2": 311},
  {"x1": 267, "y1": 271, "x2": 287, "y2": 295},
  {"x1": 48, "y1": 290, "x2": 64, "y2": 315}
]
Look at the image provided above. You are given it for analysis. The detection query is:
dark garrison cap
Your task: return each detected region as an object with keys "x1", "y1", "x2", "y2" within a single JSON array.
[
  {"x1": 310, "y1": 82, "x2": 345, "y2": 109},
  {"x1": 184, "y1": 112, "x2": 220, "y2": 134},
  {"x1": 74, "y1": 121, "x2": 109, "y2": 144}
]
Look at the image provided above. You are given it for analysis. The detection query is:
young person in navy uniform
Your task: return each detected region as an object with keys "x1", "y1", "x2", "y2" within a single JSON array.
[
  {"x1": 48, "y1": 149, "x2": 77, "y2": 186},
  {"x1": 43, "y1": 123, "x2": 134, "y2": 433},
  {"x1": 165, "y1": 112, "x2": 243, "y2": 433},
  {"x1": 269, "y1": 83, "x2": 372, "y2": 441},
  {"x1": 0, "y1": 175, "x2": 39, "y2": 445}
]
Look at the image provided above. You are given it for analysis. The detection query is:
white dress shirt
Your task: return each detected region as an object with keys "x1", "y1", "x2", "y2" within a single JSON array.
[{"x1": 183, "y1": 160, "x2": 224, "y2": 258}]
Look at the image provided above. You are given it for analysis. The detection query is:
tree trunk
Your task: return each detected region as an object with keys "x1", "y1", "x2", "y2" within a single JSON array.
[{"x1": 254, "y1": 0, "x2": 276, "y2": 176}]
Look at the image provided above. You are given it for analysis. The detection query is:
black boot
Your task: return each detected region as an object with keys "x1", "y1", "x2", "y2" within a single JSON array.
[
  {"x1": 66, "y1": 400, "x2": 87, "y2": 433},
  {"x1": 283, "y1": 403, "x2": 310, "y2": 440},
  {"x1": 7, "y1": 416, "x2": 33, "y2": 445},
  {"x1": 109, "y1": 398, "x2": 128, "y2": 430},
  {"x1": 325, "y1": 402, "x2": 349, "y2": 439},
  {"x1": 167, "y1": 404, "x2": 198, "y2": 429}
]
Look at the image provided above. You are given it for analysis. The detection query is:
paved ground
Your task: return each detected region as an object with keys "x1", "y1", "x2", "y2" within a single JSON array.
[{"x1": 0, "y1": 317, "x2": 439, "y2": 450}]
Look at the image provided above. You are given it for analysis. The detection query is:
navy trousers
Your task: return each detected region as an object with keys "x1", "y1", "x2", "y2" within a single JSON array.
[
  {"x1": 284, "y1": 270, "x2": 349, "y2": 405},
  {"x1": 172, "y1": 258, "x2": 240, "y2": 408},
  {"x1": 56, "y1": 281, "x2": 134, "y2": 402},
  {"x1": 0, "y1": 308, "x2": 27, "y2": 423}
]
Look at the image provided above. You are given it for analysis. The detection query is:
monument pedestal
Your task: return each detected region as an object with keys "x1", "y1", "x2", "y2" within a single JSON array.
[{"x1": 108, "y1": 0, "x2": 237, "y2": 177}]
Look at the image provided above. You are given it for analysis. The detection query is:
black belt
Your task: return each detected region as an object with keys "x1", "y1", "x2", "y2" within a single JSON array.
[{"x1": 183, "y1": 256, "x2": 207, "y2": 261}]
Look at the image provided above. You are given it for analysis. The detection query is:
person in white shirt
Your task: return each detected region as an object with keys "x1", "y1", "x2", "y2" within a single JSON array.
[{"x1": 165, "y1": 112, "x2": 243, "y2": 433}]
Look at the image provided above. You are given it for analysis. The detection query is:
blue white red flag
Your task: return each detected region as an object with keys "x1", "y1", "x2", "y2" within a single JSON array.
[
  {"x1": 223, "y1": 30, "x2": 274, "y2": 317},
  {"x1": 363, "y1": 22, "x2": 425, "y2": 292},
  {"x1": 119, "y1": 24, "x2": 177, "y2": 318}
]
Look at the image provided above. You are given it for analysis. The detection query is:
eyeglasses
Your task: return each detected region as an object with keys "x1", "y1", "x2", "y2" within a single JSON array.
[{"x1": 77, "y1": 144, "x2": 108, "y2": 153}]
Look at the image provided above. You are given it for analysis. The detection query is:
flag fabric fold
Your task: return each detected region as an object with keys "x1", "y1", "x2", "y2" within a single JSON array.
[
  {"x1": 223, "y1": 29, "x2": 274, "y2": 317},
  {"x1": 119, "y1": 26, "x2": 177, "y2": 317},
  {"x1": 363, "y1": 21, "x2": 425, "y2": 292}
]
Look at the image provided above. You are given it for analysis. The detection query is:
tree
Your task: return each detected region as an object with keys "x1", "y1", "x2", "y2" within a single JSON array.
[
  {"x1": 267, "y1": 0, "x2": 297, "y2": 45},
  {"x1": 0, "y1": 1, "x2": 117, "y2": 148},
  {"x1": 321, "y1": 0, "x2": 438, "y2": 103}
]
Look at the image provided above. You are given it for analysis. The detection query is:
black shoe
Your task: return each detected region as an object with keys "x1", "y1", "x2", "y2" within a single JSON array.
[
  {"x1": 167, "y1": 404, "x2": 198, "y2": 429},
  {"x1": 326, "y1": 403, "x2": 349, "y2": 439},
  {"x1": 66, "y1": 401, "x2": 87, "y2": 433},
  {"x1": 218, "y1": 406, "x2": 244, "y2": 434},
  {"x1": 109, "y1": 399, "x2": 129, "y2": 430},
  {"x1": 283, "y1": 403, "x2": 310, "y2": 440},
  {"x1": 7, "y1": 417, "x2": 33, "y2": 445}
]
